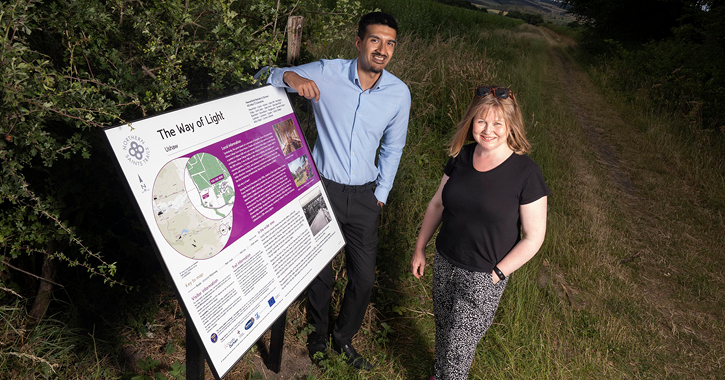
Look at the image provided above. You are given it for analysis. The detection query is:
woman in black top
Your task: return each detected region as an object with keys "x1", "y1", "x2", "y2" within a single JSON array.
[{"x1": 411, "y1": 86, "x2": 549, "y2": 380}]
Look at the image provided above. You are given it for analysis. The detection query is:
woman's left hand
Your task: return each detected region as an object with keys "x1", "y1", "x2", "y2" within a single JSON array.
[
  {"x1": 411, "y1": 250, "x2": 426, "y2": 279},
  {"x1": 491, "y1": 196, "x2": 548, "y2": 285}
]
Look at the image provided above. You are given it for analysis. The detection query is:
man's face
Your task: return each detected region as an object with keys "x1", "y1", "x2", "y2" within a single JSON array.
[{"x1": 356, "y1": 24, "x2": 397, "y2": 75}]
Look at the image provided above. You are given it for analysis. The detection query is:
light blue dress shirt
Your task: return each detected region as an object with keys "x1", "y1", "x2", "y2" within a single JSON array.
[{"x1": 267, "y1": 59, "x2": 411, "y2": 204}]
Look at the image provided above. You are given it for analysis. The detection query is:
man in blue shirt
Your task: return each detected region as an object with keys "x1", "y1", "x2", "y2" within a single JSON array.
[{"x1": 267, "y1": 12, "x2": 410, "y2": 370}]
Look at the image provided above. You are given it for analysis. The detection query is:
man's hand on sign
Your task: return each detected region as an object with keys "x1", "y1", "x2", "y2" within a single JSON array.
[{"x1": 283, "y1": 71, "x2": 321, "y2": 103}]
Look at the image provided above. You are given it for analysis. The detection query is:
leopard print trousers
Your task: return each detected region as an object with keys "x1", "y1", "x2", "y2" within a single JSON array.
[{"x1": 433, "y1": 251, "x2": 509, "y2": 380}]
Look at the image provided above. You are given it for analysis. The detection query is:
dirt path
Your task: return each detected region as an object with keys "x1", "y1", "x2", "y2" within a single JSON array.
[{"x1": 537, "y1": 26, "x2": 725, "y2": 378}]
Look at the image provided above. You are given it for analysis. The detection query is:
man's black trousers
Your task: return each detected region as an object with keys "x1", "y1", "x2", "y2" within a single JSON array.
[{"x1": 307, "y1": 178, "x2": 381, "y2": 346}]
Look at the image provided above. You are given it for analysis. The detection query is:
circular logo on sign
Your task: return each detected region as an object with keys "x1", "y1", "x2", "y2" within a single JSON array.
[{"x1": 121, "y1": 135, "x2": 151, "y2": 166}]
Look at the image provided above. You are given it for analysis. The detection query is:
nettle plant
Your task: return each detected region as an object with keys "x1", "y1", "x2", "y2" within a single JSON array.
[{"x1": 1, "y1": 0, "x2": 367, "y2": 318}]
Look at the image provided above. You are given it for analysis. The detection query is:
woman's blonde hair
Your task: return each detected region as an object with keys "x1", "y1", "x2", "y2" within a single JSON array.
[{"x1": 447, "y1": 88, "x2": 531, "y2": 157}]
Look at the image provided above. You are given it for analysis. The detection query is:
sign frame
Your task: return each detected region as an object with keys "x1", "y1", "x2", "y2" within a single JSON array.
[{"x1": 103, "y1": 86, "x2": 345, "y2": 379}]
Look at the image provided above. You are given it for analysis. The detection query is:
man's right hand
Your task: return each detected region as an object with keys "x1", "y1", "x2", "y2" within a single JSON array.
[{"x1": 283, "y1": 71, "x2": 320, "y2": 103}]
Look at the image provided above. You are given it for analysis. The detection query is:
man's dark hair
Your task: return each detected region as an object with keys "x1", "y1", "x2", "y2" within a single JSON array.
[{"x1": 358, "y1": 12, "x2": 398, "y2": 39}]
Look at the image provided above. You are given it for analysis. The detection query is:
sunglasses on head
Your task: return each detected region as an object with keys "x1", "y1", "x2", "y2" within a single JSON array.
[{"x1": 475, "y1": 86, "x2": 513, "y2": 100}]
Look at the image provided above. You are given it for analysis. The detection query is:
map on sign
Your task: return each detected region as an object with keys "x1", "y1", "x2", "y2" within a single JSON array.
[
  {"x1": 152, "y1": 153, "x2": 233, "y2": 259},
  {"x1": 185, "y1": 153, "x2": 235, "y2": 219}
]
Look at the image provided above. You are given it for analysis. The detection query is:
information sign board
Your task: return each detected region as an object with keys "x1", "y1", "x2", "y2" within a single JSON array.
[{"x1": 104, "y1": 86, "x2": 344, "y2": 379}]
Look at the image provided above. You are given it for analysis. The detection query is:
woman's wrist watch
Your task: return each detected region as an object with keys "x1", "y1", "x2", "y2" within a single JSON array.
[{"x1": 493, "y1": 266, "x2": 506, "y2": 281}]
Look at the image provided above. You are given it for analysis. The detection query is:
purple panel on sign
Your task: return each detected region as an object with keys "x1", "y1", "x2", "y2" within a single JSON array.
[{"x1": 182, "y1": 112, "x2": 318, "y2": 252}]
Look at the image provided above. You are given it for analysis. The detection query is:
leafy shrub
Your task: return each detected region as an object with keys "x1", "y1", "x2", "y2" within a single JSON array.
[
  {"x1": 506, "y1": 10, "x2": 544, "y2": 25},
  {"x1": 0, "y1": 0, "x2": 367, "y2": 305},
  {"x1": 567, "y1": 0, "x2": 725, "y2": 131}
]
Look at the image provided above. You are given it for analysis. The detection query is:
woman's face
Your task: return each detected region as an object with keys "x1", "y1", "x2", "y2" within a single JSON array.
[{"x1": 472, "y1": 107, "x2": 509, "y2": 153}]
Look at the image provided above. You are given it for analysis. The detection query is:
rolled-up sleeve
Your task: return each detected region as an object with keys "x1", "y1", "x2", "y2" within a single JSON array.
[{"x1": 267, "y1": 63, "x2": 325, "y2": 91}]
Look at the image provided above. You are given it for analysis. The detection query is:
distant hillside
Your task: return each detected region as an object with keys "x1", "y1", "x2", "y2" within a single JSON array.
[{"x1": 469, "y1": 0, "x2": 574, "y2": 24}]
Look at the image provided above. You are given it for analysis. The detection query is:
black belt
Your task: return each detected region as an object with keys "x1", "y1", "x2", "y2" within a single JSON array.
[{"x1": 321, "y1": 177, "x2": 374, "y2": 193}]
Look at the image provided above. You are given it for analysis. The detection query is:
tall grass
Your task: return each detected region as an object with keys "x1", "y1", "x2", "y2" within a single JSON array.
[
  {"x1": 362, "y1": 0, "x2": 522, "y2": 38},
  {"x1": 0, "y1": 298, "x2": 86, "y2": 379},
  {"x1": 587, "y1": 62, "x2": 725, "y2": 207},
  {"x1": 302, "y1": 1, "x2": 725, "y2": 379}
]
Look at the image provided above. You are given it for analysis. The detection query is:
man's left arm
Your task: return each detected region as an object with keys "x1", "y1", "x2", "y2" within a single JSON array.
[{"x1": 374, "y1": 90, "x2": 412, "y2": 205}]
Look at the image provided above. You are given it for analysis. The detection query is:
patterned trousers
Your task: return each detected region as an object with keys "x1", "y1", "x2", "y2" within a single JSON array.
[{"x1": 433, "y1": 251, "x2": 509, "y2": 380}]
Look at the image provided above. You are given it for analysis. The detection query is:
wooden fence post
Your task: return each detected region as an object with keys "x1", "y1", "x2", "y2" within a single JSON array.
[{"x1": 286, "y1": 16, "x2": 304, "y2": 66}]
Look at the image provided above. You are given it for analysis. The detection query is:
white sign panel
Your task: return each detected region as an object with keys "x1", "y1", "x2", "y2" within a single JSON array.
[{"x1": 104, "y1": 86, "x2": 344, "y2": 379}]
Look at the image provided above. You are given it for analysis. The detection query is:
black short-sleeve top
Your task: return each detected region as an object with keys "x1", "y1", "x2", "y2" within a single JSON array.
[{"x1": 435, "y1": 143, "x2": 550, "y2": 272}]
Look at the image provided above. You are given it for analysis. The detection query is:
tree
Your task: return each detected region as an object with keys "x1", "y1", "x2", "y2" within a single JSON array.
[
  {"x1": 561, "y1": 0, "x2": 697, "y2": 44},
  {"x1": 506, "y1": 10, "x2": 545, "y2": 25},
  {"x1": 562, "y1": 0, "x2": 725, "y2": 129}
]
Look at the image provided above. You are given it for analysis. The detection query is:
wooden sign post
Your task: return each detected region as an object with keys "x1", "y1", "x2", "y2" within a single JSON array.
[{"x1": 286, "y1": 16, "x2": 304, "y2": 66}]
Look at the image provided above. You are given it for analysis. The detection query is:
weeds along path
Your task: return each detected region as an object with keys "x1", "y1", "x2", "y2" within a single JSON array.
[{"x1": 537, "y1": 27, "x2": 725, "y2": 378}]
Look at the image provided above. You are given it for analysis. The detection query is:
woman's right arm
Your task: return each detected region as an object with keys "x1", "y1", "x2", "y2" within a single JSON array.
[{"x1": 411, "y1": 174, "x2": 449, "y2": 279}]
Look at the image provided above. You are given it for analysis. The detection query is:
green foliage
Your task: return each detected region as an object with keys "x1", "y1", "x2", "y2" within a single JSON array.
[
  {"x1": 0, "y1": 0, "x2": 284, "y2": 291},
  {"x1": 297, "y1": 322, "x2": 316, "y2": 341},
  {"x1": 505, "y1": 10, "x2": 544, "y2": 25},
  {"x1": 298, "y1": 0, "x2": 373, "y2": 49},
  {"x1": 432, "y1": 0, "x2": 480, "y2": 11},
  {"x1": 374, "y1": 321, "x2": 394, "y2": 345},
  {"x1": 567, "y1": 0, "x2": 725, "y2": 130},
  {"x1": 0, "y1": 299, "x2": 86, "y2": 379},
  {"x1": 361, "y1": 0, "x2": 520, "y2": 38},
  {"x1": 131, "y1": 357, "x2": 185, "y2": 380},
  {"x1": 0, "y1": 0, "x2": 371, "y2": 294},
  {"x1": 561, "y1": 0, "x2": 696, "y2": 44},
  {"x1": 168, "y1": 361, "x2": 186, "y2": 379},
  {"x1": 135, "y1": 356, "x2": 161, "y2": 372}
]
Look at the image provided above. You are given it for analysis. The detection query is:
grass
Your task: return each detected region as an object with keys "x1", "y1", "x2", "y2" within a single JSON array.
[
  {"x1": 0, "y1": 299, "x2": 82, "y2": 378},
  {"x1": 2, "y1": 0, "x2": 723, "y2": 378}
]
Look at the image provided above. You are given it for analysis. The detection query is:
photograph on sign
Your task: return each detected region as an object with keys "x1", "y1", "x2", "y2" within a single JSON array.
[{"x1": 103, "y1": 86, "x2": 345, "y2": 378}]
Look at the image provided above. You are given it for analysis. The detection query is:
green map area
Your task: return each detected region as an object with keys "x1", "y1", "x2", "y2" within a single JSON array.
[{"x1": 186, "y1": 153, "x2": 234, "y2": 218}]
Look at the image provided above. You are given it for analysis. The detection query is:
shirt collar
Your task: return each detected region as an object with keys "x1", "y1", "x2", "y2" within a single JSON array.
[{"x1": 349, "y1": 58, "x2": 386, "y2": 92}]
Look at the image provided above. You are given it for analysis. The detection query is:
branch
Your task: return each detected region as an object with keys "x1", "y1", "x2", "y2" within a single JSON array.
[
  {"x1": 0, "y1": 286, "x2": 24, "y2": 299},
  {"x1": 1, "y1": 352, "x2": 58, "y2": 373},
  {"x1": 1, "y1": 155, "x2": 123, "y2": 286},
  {"x1": 23, "y1": 99, "x2": 107, "y2": 128},
  {"x1": 400, "y1": 306, "x2": 433, "y2": 317},
  {"x1": 1, "y1": 260, "x2": 64, "y2": 288},
  {"x1": 63, "y1": 75, "x2": 141, "y2": 103}
]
